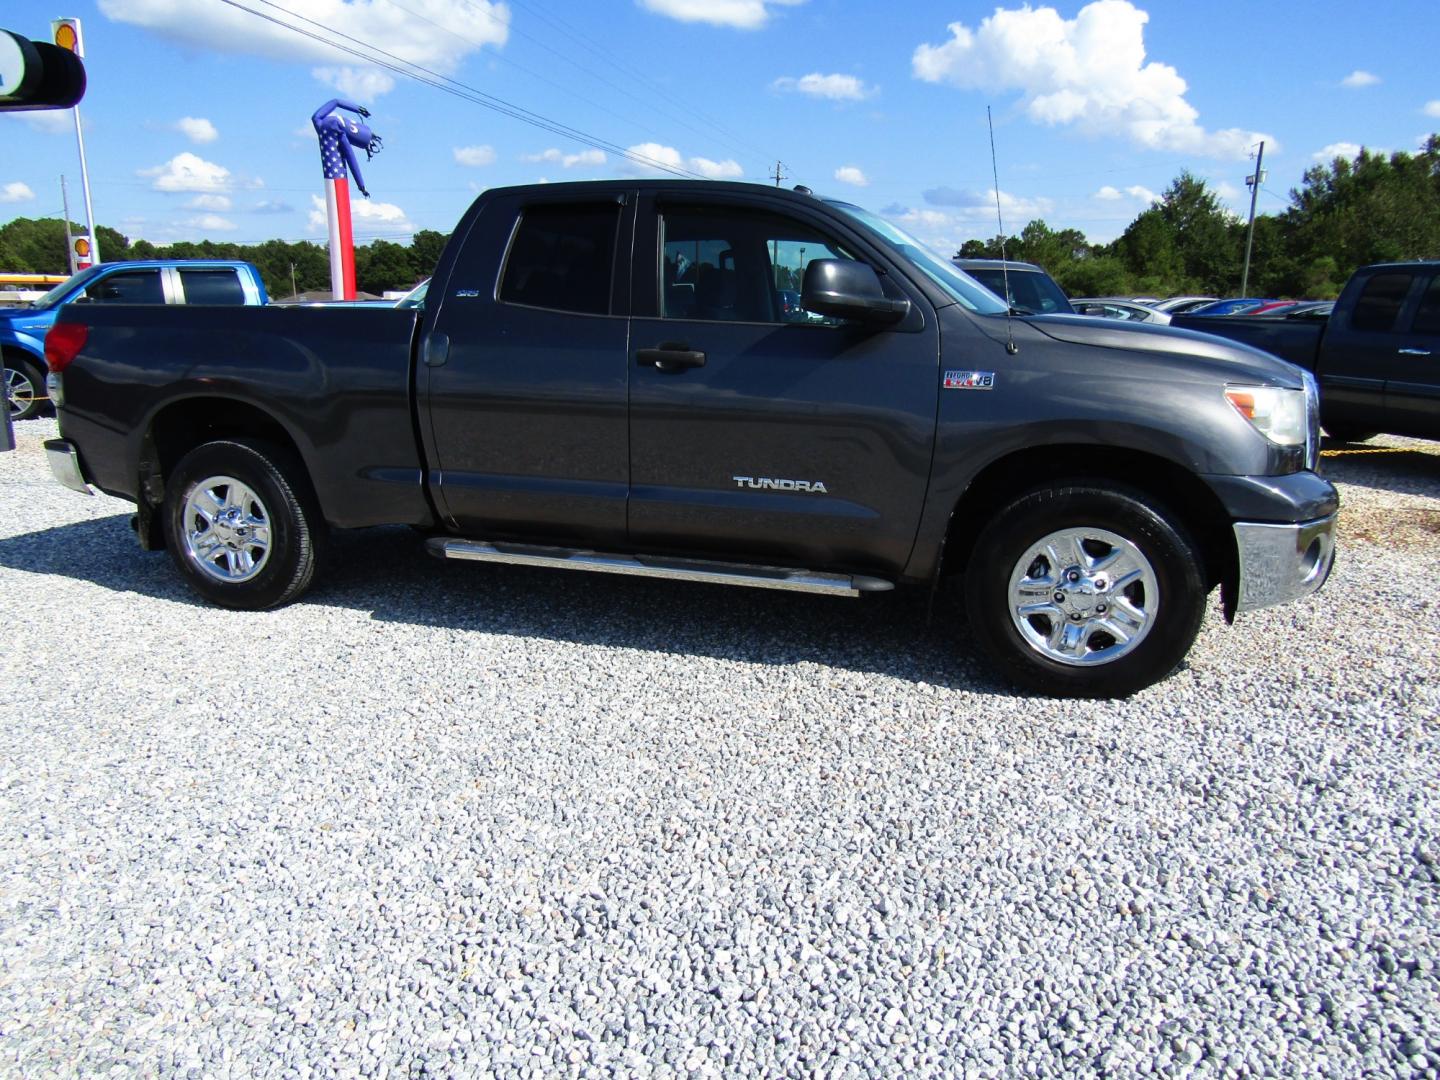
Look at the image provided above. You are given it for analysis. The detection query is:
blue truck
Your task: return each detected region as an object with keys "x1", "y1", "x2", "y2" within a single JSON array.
[{"x1": 2, "y1": 260, "x2": 267, "y2": 420}]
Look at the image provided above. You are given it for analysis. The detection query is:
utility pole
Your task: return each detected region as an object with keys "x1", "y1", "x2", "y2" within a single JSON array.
[
  {"x1": 290, "y1": 262, "x2": 298, "y2": 299},
  {"x1": 769, "y1": 161, "x2": 788, "y2": 187},
  {"x1": 1241, "y1": 140, "x2": 1266, "y2": 298},
  {"x1": 60, "y1": 176, "x2": 76, "y2": 275}
]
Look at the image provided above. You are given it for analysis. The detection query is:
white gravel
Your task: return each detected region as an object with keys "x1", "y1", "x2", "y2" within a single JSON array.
[{"x1": 1, "y1": 417, "x2": 1437, "y2": 1077}]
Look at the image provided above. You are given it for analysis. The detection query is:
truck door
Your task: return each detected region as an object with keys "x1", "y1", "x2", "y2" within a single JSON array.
[
  {"x1": 421, "y1": 194, "x2": 633, "y2": 545},
  {"x1": 1320, "y1": 269, "x2": 1424, "y2": 433},
  {"x1": 1383, "y1": 271, "x2": 1440, "y2": 438},
  {"x1": 626, "y1": 194, "x2": 938, "y2": 575}
]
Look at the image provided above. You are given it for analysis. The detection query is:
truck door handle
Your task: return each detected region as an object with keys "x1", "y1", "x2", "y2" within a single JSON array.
[
  {"x1": 636, "y1": 343, "x2": 706, "y2": 372},
  {"x1": 1398, "y1": 348, "x2": 1432, "y2": 356}
]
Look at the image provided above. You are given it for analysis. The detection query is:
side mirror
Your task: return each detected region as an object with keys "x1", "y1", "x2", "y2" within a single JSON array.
[{"x1": 801, "y1": 260, "x2": 910, "y2": 325}]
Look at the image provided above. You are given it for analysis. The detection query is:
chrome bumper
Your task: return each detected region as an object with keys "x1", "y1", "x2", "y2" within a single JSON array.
[
  {"x1": 1233, "y1": 513, "x2": 1336, "y2": 613},
  {"x1": 44, "y1": 439, "x2": 93, "y2": 495}
]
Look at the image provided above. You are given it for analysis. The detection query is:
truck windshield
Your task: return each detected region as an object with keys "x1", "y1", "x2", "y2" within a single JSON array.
[
  {"x1": 29, "y1": 267, "x2": 104, "y2": 310},
  {"x1": 825, "y1": 200, "x2": 1008, "y2": 315}
]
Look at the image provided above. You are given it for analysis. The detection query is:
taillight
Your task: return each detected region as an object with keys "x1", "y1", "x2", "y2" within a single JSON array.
[{"x1": 45, "y1": 322, "x2": 88, "y2": 373}]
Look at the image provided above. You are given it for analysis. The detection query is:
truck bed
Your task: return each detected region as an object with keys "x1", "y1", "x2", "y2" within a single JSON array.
[
  {"x1": 1168, "y1": 312, "x2": 1324, "y2": 371},
  {"x1": 55, "y1": 304, "x2": 431, "y2": 529}
]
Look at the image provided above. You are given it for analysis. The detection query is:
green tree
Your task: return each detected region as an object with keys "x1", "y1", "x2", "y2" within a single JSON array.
[{"x1": 409, "y1": 229, "x2": 450, "y2": 277}]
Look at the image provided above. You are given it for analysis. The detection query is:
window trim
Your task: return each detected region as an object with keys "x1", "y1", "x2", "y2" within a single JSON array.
[{"x1": 494, "y1": 200, "x2": 627, "y2": 320}]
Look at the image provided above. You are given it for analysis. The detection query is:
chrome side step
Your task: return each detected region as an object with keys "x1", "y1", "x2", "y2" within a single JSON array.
[{"x1": 425, "y1": 538, "x2": 893, "y2": 597}]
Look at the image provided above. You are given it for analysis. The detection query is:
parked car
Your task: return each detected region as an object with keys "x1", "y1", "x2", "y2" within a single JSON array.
[
  {"x1": 1185, "y1": 298, "x2": 1275, "y2": 317},
  {"x1": 953, "y1": 258, "x2": 1074, "y2": 315},
  {"x1": 37, "y1": 180, "x2": 1336, "y2": 697},
  {"x1": 1171, "y1": 262, "x2": 1439, "y2": 441},
  {"x1": 1071, "y1": 298, "x2": 1172, "y2": 325},
  {"x1": 1152, "y1": 296, "x2": 1219, "y2": 315},
  {"x1": 2, "y1": 260, "x2": 267, "y2": 421}
]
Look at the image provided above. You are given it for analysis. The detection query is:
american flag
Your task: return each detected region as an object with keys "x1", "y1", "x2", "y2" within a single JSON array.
[{"x1": 319, "y1": 131, "x2": 356, "y2": 300}]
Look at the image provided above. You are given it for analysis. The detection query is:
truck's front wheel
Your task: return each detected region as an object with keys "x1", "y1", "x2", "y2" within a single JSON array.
[
  {"x1": 5, "y1": 358, "x2": 46, "y2": 422},
  {"x1": 963, "y1": 483, "x2": 1207, "y2": 698},
  {"x1": 163, "y1": 439, "x2": 325, "y2": 610}
]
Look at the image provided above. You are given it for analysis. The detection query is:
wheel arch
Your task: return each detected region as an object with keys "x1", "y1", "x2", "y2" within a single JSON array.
[
  {"x1": 938, "y1": 444, "x2": 1237, "y2": 603},
  {"x1": 136, "y1": 396, "x2": 315, "y2": 549}
]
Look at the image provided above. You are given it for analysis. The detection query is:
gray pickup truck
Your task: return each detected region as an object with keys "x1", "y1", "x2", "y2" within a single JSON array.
[
  {"x1": 1171, "y1": 261, "x2": 1440, "y2": 442},
  {"x1": 38, "y1": 180, "x2": 1336, "y2": 697}
]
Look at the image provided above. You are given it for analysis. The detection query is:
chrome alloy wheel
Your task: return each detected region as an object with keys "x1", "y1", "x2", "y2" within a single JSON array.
[
  {"x1": 182, "y1": 475, "x2": 273, "y2": 583},
  {"x1": 5, "y1": 366, "x2": 37, "y2": 419},
  {"x1": 1007, "y1": 526, "x2": 1159, "y2": 667}
]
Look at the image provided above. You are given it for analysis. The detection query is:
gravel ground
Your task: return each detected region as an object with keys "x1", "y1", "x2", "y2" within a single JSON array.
[{"x1": 1, "y1": 417, "x2": 1437, "y2": 1078}]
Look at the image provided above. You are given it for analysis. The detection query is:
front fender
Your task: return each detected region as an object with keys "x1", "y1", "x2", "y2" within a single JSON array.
[{"x1": 0, "y1": 326, "x2": 47, "y2": 365}]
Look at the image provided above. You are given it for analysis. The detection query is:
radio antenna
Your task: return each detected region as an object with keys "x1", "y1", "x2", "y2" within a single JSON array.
[{"x1": 987, "y1": 106, "x2": 1019, "y2": 355}]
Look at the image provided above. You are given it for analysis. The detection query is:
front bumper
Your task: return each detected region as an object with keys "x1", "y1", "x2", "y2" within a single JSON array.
[
  {"x1": 1232, "y1": 513, "x2": 1336, "y2": 613},
  {"x1": 44, "y1": 438, "x2": 93, "y2": 495}
]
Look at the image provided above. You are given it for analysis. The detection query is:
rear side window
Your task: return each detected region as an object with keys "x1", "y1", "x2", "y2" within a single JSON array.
[
  {"x1": 84, "y1": 270, "x2": 164, "y2": 304},
  {"x1": 1409, "y1": 276, "x2": 1440, "y2": 336},
  {"x1": 498, "y1": 203, "x2": 619, "y2": 316},
  {"x1": 179, "y1": 269, "x2": 246, "y2": 305},
  {"x1": 1351, "y1": 273, "x2": 1413, "y2": 332}
]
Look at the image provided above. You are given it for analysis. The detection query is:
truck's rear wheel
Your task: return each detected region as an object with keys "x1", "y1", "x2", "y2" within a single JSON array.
[
  {"x1": 163, "y1": 438, "x2": 325, "y2": 610},
  {"x1": 5, "y1": 358, "x2": 46, "y2": 421},
  {"x1": 963, "y1": 482, "x2": 1207, "y2": 698}
]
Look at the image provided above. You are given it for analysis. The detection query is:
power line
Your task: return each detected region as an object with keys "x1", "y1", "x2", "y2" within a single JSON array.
[{"x1": 217, "y1": 0, "x2": 713, "y2": 180}]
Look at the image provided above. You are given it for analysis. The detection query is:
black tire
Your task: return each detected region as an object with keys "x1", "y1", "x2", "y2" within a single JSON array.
[
  {"x1": 963, "y1": 482, "x2": 1207, "y2": 698},
  {"x1": 163, "y1": 438, "x2": 326, "y2": 610},
  {"x1": 4, "y1": 357, "x2": 47, "y2": 422},
  {"x1": 1322, "y1": 423, "x2": 1378, "y2": 443}
]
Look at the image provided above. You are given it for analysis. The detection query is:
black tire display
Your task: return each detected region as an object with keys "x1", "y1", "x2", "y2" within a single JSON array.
[
  {"x1": 163, "y1": 438, "x2": 326, "y2": 610},
  {"x1": 963, "y1": 481, "x2": 1207, "y2": 698}
]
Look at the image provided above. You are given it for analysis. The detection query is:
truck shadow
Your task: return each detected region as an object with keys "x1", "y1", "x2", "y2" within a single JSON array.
[{"x1": 0, "y1": 514, "x2": 1012, "y2": 694}]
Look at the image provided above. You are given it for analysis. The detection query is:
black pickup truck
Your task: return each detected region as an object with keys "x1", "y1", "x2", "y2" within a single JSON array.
[
  {"x1": 39, "y1": 181, "x2": 1337, "y2": 697},
  {"x1": 1171, "y1": 261, "x2": 1440, "y2": 442}
]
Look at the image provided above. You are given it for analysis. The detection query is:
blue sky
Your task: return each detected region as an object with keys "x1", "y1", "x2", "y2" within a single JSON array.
[{"x1": 3, "y1": 0, "x2": 1438, "y2": 254}]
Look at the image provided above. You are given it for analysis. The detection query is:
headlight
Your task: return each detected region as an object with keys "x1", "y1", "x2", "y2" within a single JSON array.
[{"x1": 1224, "y1": 385, "x2": 1308, "y2": 446}]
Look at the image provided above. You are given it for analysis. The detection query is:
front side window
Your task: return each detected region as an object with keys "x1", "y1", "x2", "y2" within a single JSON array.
[
  {"x1": 498, "y1": 203, "x2": 619, "y2": 316},
  {"x1": 661, "y1": 208, "x2": 854, "y2": 325},
  {"x1": 178, "y1": 269, "x2": 246, "y2": 305},
  {"x1": 1351, "y1": 273, "x2": 1413, "y2": 332},
  {"x1": 1408, "y1": 275, "x2": 1440, "y2": 336},
  {"x1": 83, "y1": 270, "x2": 164, "y2": 305}
]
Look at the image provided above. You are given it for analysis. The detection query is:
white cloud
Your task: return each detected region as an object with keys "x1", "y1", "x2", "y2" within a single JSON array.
[
  {"x1": 181, "y1": 214, "x2": 237, "y2": 232},
  {"x1": 522, "y1": 148, "x2": 607, "y2": 168},
  {"x1": 175, "y1": 116, "x2": 218, "y2": 144},
  {"x1": 99, "y1": 0, "x2": 510, "y2": 99},
  {"x1": 1213, "y1": 180, "x2": 1240, "y2": 200},
  {"x1": 636, "y1": 0, "x2": 804, "y2": 30},
  {"x1": 912, "y1": 1, "x2": 1274, "y2": 160},
  {"x1": 252, "y1": 200, "x2": 293, "y2": 214},
  {"x1": 453, "y1": 145, "x2": 498, "y2": 167},
  {"x1": 922, "y1": 186, "x2": 1055, "y2": 218},
  {"x1": 314, "y1": 66, "x2": 396, "y2": 101},
  {"x1": 771, "y1": 73, "x2": 876, "y2": 101},
  {"x1": 1312, "y1": 141, "x2": 1365, "y2": 162},
  {"x1": 307, "y1": 194, "x2": 416, "y2": 237},
  {"x1": 3, "y1": 111, "x2": 72, "y2": 135},
  {"x1": 1094, "y1": 184, "x2": 1156, "y2": 202},
  {"x1": 624, "y1": 143, "x2": 742, "y2": 178},
  {"x1": 140, "y1": 152, "x2": 232, "y2": 193},
  {"x1": 689, "y1": 156, "x2": 743, "y2": 179},
  {"x1": 1, "y1": 182, "x2": 36, "y2": 203},
  {"x1": 834, "y1": 165, "x2": 869, "y2": 187},
  {"x1": 1424, "y1": 100, "x2": 1440, "y2": 118},
  {"x1": 1340, "y1": 70, "x2": 1379, "y2": 89},
  {"x1": 185, "y1": 194, "x2": 233, "y2": 211}
]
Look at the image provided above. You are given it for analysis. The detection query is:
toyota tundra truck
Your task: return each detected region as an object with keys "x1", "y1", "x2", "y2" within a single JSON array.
[{"x1": 37, "y1": 181, "x2": 1337, "y2": 697}]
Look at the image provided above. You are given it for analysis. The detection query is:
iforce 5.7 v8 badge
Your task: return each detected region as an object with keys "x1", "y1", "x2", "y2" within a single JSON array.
[{"x1": 943, "y1": 370, "x2": 996, "y2": 390}]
